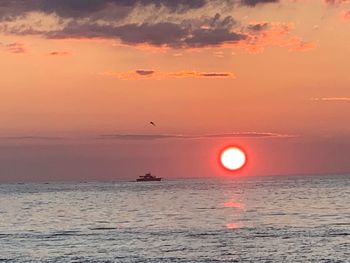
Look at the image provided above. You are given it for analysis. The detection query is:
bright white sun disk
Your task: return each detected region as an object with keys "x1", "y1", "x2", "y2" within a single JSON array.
[{"x1": 220, "y1": 147, "x2": 246, "y2": 170}]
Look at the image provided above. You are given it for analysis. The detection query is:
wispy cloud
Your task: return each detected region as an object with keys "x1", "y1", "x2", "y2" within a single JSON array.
[
  {"x1": 47, "y1": 51, "x2": 71, "y2": 56},
  {"x1": 311, "y1": 97, "x2": 350, "y2": 102},
  {"x1": 135, "y1": 70, "x2": 155, "y2": 76},
  {"x1": 324, "y1": 0, "x2": 350, "y2": 5},
  {"x1": 240, "y1": 0, "x2": 279, "y2": 6},
  {"x1": 103, "y1": 70, "x2": 236, "y2": 80},
  {"x1": 0, "y1": 136, "x2": 64, "y2": 140},
  {"x1": 101, "y1": 132, "x2": 293, "y2": 140},
  {"x1": 0, "y1": 42, "x2": 26, "y2": 54},
  {"x1": 0, "y1": 132, "x2": 295, "y2": 143},
  {"x1": 239, "y1": 22, "x2": 316, "y2": 53}
]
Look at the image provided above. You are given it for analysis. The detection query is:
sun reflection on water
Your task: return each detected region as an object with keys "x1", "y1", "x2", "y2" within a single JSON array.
[
  {"x1": 223, "y1": 200, "x2": 245, "y2": 209},
  {"x1": 225, "y1": 223, "x2": 240, "y2": 229},
  {"x1": 223, "y1": 198, "x2": 245, "y2": 229}
]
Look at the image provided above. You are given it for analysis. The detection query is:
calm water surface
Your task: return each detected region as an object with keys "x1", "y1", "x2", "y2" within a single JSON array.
[{"x1": 0, "y1": 175, "x2": 349, "y2": 262}]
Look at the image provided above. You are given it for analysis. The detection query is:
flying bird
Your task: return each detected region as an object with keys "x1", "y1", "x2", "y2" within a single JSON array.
[{"x1": 150, "y1": 121, "x2": 156, "y2": 127}]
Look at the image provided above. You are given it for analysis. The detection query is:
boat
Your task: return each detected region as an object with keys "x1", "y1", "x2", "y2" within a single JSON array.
[{"x1": 136, "y1": 173, "x2": 162, "y2": 182}]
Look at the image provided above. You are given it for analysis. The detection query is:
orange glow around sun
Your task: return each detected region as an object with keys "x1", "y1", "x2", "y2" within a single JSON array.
[{"x1": 220, "y1": 147, "x2": 247, "y2": 171}]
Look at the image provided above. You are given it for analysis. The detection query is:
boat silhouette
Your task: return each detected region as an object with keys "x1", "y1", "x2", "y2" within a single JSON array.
[{"x1": 136, "y1": 173, "x2": 162, "y2": 182}]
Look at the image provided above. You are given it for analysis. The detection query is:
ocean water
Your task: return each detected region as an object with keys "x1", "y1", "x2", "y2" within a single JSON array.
[{"x1": 0, "y1": 175, "x2": 349, "y2": 262}]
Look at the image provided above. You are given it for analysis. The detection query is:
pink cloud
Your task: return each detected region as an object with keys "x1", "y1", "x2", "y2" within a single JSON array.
[
  {"x1": 341, "y1": 10, "x2": 350, "y2": 20},
  {"x1": 236, "y1": 22, "x2": 316, "y2": 53}
]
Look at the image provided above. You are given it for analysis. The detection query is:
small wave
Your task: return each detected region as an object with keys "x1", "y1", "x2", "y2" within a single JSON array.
[
  {"x1": 90, "y1": 227, "x2": 117, "y2": 231},
  {"x1": 332, "y1": 223, "x2": 350, "y2": 226},
  {"x1": 49, "y1": 230, "x2": 81, "y2": 237},
  {"x1": 328, "y1": 233, "x2": 349, "y2": 236},
  {"x1": 0, "y1": 258, "x2": 15, "y2": 262}
]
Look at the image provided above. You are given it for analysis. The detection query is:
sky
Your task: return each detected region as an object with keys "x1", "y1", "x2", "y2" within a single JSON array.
[{"x1": 0, "y1": 0, "x2": 350, "y2": 182}]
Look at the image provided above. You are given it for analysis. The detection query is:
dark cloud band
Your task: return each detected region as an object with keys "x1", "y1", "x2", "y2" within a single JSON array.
[
  {"x1": 1, "y1": 0, "x2": 279, "y2": 20},
  {"x1": 0, "y1": 0, "x2": 300, "y2": 49},
  {"x1": 0, "y1": 0, "x2": 208, "y2": 20},
  {"x1": 240, "y1": 0, "x2": 279, "y2": 7}
]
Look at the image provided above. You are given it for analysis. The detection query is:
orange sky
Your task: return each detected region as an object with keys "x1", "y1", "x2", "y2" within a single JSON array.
[{"x1": 0, "y1": 0, "x2": 350, "y2": 181}]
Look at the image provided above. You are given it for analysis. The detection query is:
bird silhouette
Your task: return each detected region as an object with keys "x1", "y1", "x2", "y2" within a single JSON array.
[{"x1": 150, "y1": 121, "x2": 156, "y2": 126}]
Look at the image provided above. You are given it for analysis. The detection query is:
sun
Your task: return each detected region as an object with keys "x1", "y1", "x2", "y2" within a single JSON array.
[{"x1": 220, "y1": 147, "x2": 247, "y2": 171}]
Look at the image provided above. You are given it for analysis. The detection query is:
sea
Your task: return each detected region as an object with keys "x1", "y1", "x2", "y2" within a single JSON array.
[{"x1": 0, "y1": 175, "x2": 349, "y2": 262}]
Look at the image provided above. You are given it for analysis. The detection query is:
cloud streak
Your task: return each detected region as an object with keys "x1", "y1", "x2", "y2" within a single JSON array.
[
  {"x1": 0, "y1": 136, "x2": 64, "y2": 141},
  {"x1": 311, "y1": 97, "x2": 350, "y2": 102},
  {"x1": 135, "y1": 70, "x2": 155, "y2": 76},
  {"x1": 102, "y1": 132, "x2": 293, "y2": 140},
  {"x1": 103, "y1": 70, "x2": 236, "y2": 80},
  {"x1": 0, "y1": 42, "x2": 26, "y2": 53},
  {"x1": 48, "y1": 51, "x2": 71, "y2": 56},
  {"x1": 324, "y1": 0, "x2": 350, "y2": 5}
]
